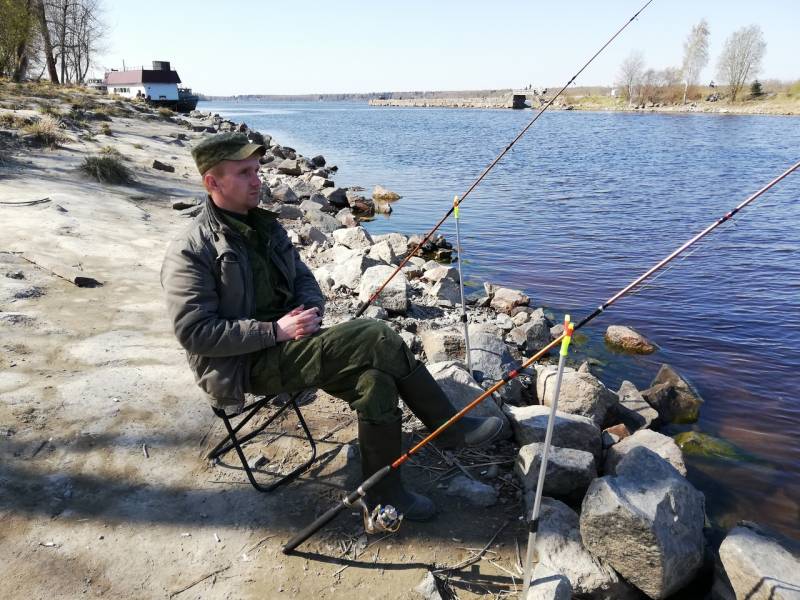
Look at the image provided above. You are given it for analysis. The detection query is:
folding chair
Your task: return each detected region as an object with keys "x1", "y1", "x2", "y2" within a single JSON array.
[{"x1": 207, "y1": 391, "x2": 317, "y2": 492}]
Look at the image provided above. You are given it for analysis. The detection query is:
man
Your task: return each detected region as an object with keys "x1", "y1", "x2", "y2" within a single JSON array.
[{"x1": 161, "y1": 132, "x2": 503, "y2": 520}]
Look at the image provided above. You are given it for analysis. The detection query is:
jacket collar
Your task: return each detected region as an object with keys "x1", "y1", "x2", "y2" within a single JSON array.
[{"x1": 202, "y1": 196, "x2": 278, "y2": 237}]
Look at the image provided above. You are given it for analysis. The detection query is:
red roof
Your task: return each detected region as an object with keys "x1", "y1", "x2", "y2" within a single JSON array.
[{"x1": 105, "y1": 69, "x2": 181, "y2": 85}]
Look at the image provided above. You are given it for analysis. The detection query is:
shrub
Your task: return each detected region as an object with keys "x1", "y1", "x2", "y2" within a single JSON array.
[
  {"x1": 100, "y1": 122, "x2": 112, "y2": 136},
  {"x1": 99, "y1": 145, "x2": 122, "y2": 159},
  {"x1": 23, "y1": 114, "x2": 68, "y2": 147},
  {"x1": 157, "y1": 107, "x2": 175, "y2": 119},
  {"x1": 0, "y1": 113, "x2": 31, "y2": 129},
  {"x1": 79, "y1": 155, "x2": 133, "y2": 184},
  {"x1": 38, "y1": 103, "x2": 63, "y2": 117},
  {"x1": 750, "y1": 80, "x2": 763, "y2": 98}
]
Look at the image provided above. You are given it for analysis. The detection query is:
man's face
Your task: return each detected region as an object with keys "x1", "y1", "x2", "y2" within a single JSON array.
[{"x1": 205, "y1": 154, "x2": 262, "y2": 214}]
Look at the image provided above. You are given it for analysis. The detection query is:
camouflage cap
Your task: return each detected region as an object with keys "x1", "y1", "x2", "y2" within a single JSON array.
[{"x1": 191, "y1": 132, "x2": 266, "y2": 175}]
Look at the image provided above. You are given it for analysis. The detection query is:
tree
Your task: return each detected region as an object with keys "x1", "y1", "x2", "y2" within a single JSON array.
[
  {"x1": 0, "y1": 0, "x2": 35, "y2": 81},
  {"x1": 681, "y1": 19, "x2": 710, "y2": 104},
  {"x1": 618, "y1": 50, "x2": 645, "y2": 107},
  {"x1": 750, "y1": 80, "x2": 763, "y2": 97},
  {"x1": 717, "y1": 25, "x2": 766, "y2": 102}
]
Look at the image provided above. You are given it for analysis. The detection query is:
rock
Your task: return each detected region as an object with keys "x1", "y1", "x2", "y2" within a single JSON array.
[
  {"x1": 5, "y1": 270, "x2": 25, "y2": 279},
  {"x1": 152, "y1": 159, "x2": 174, "y2": 172},
  {"x1": 372, "y1": 233, "x2": 408, "y2": 259},
  {"x1": 512, "y1": 311, "x2": 530, "y2": 326},
  {"x1": 321, "y1": 186, "x2": 348, "y2": 208},
  {"x1": 604, "y1": 428, "x2": 686, "y2": 476},
  {"x1": 524, "y1": 313, "x2": 553, "y2": 353},
  {"x1": 642, "y1": 364, "x2": 704, "y2": 424},
  {"x1": 298, "y1": 224, "x2": 328, "y2": 245},
  {"x1": 277, "y1": 158, "x2": 302, "y2": 176},
  {"x1": 299, "y1": 200, "x2": 323, "y2": 213},
  {"x1": 528, "y1": 498, "x2": 638, "y2": 599},
  {"x1": 306, "y1": 208, "x2": 343, "y2": 234},
  {"x1": 428, "y1": 361, "x2": 510, "y2": 428},
  {"x1": 336, "y1": 208, "x2": 357, "y2": 228},
  {"x1": 373, "y1": 199, "x2": 392, "y2": 214},
  {"x1": 603, "y1": 423, "x2": 630, "y2": 443},
  {"x1": 577, "y1": 361, "x2": 591, "y2": 374},
  {"x1": 247, "y1": 130, "x2": 265, "y2": 145},
  {"x1": 490, "y1": 287, "x2": 530, "y2": 314},
  {"x1": 306, "y1": 192, "x2": 330, "y2": 208},
  {"x1": 420, "y1": 329, "x2": 466, "y2": 363},
  {"x1": 367, "y1": 239, "x2": 397, "y2": 265},
  {"x1": 271, "y1": 184, "x2": 299, "y2": 204},
  {"x1": 414, "y1": 571, "x2": 444, "y2": 600},
  {"x1": 715, "y1": 522, "x2": 800, "y2": 600},
  {"x1": 430, "y1": 278, "x2": 462, "y2": 306},
  {"x1": 604, "y1": 325, "x2": 657, "y2": 354},
  {"x1": 312, "y1": 265, "x2": 335, "y2": 297},
  {"x1": 580, "y1": 447, "x2": 706, "y2": 599},
  {"x1": 288, "y1": 230, "x2": 302, "y2": 245},
  {"x1": 536, "y1": 366, "x2": 617, "y2": 427},
  {"x1": 503, "y1": 404, "x2": 602, "y2": 463},
  {"x1": 332, "y1": 226, "x2": 373, "y2": 250},
  {"x1": 311, "y1": 154, "x2": 326, "y2": 167},
  {"x1": 673, "y1": 431, "x2": 743, "y2": 460},
  {"x1": 525, "y1": 569, "x2": 572, "y2": 600},
  {"x1": 423, "y1": 265, "x2": 457, "y2": 283},
  {"x1": 277, "y1": 204, "x2": 303, "y2": 220},
  {"x1": 434, "y1": 248, "x2": 452, "y2": 262},
  {"x1": 171, "y1": 198, "x2": 200, "y2": 210},
  {"x1": 492, "y1": 314, "x2": 511, "y2": 332},
  {"x1": 362, "y1": 305, "x2": 388, "y2": 320},
  {"x1": 358, "y1": 265, "x2": 408, "y2": 313},
  {"x1": 445, "y1": 475, "x2": 497, "y2": 507},
  {"x1": 468, "y1": 325, "x2": 522, "y2": 402},
  {"x1": 515, "y1": 443, "x2": 596, "y2": 503},
  {"x1": 610, "y1": 380, "x2": 659, "y2": 432},
  {"x1": 372, "y1": 184, "x2": 401, "y2": 201}
]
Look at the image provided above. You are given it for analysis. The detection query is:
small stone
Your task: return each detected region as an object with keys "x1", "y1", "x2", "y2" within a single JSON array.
[
  {"x1": 605, "y1": 325, "x2": 657, "y2": 354},
  {"x1": 152, "y1": 159, "x2": 175, "y2": 172},
  {"x1": 5, "y1": 270, "x2": 24, "y2": 280},
  {"x1": 445, "y1": 475, "x2": 497, "y2": 507},
  {"x1": 372, "y1": 184, "x2": 401, "y2": 201}
]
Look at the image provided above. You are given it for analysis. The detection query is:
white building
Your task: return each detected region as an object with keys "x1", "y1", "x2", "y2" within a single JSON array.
[{"x1": 104, "y1": 61, "x2": 181, "y2": 101}]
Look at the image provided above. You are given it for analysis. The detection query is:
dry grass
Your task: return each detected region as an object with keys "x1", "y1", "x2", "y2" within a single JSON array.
[
  {"x1": 0, "y1": 113, "x2": 32, "y2": 129},
  {"x1": 99, "y1": 145, "x2": 122, "y2": 159},
  {"x1": 79, "y1": 155, "x2": 133, "y2": 185},
  {"x1": 157, "y1": 107, "x2": 175, "y2": 119},
  {"x1": 23, "y1": 114, "x2": 68, "y2": 147},
  {"x1": 100, "y1": 122, "x2": 112, "y2": 136}
]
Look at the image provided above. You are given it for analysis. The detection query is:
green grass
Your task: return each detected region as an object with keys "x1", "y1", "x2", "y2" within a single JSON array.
[{"x1": 79, "y1": 155, "x2": 134, "y2": 184}]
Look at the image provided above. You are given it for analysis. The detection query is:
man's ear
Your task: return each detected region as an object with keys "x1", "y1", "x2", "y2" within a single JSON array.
[{"x1": 203, "y1": 171, "x2": 218, "y2": 193}]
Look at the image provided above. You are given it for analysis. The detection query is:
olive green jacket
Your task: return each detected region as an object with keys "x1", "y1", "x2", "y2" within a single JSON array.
[{"x1": 160, "y1": 197, "x2": 325, "y2": 409}]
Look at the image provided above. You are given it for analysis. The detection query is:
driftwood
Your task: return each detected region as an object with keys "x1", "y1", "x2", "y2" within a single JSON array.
[{"x1": 20, "y1": 253, "x2": 102, "y2": 287}]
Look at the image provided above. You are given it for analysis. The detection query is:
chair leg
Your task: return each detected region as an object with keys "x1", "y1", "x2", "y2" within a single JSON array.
[{"x1": 209, "y1": 394, "x2": 317, "y2": 493}]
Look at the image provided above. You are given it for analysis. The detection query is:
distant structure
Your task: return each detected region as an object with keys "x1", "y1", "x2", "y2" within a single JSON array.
[{"x1": 102, "y1": 61, "x2": 198, "y2": 113}]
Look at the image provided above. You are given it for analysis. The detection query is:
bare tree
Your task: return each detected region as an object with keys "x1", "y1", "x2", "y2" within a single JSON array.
[
  {"x1": 717, "y1": 25, "x2": 766, "y2": 102},
  {"x1": 681, "y1": 19, "x2": 710, "y2": 104},
  {"x1": 617, "y1": 50, "x2": 645, "y2": 107},
  {"x1": 34, "y1": 0, "x2": 59, "y2": 82}
]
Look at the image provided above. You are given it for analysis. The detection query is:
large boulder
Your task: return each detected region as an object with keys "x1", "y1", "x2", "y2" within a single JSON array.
[
  {"x1": 271, "y1": 183, "x2": 299, "y2": 204},
  {"x1": 490, "y1": 287, "x2": 530, "y2": 314},
  {"x1": 277, "y1": 158, "x2": 302, "y2": 176},
  {"x1": 306, "y1": 208, "x2": 343, "y2": 234},
  {"x1": 371, "y1": 233, "x2": 408, "y2": 259},
  {"x1": 608, "y1": 380, "x2": 659, "y2": 432},
  {"x1": 503, "y1": 404, "x2": 602, "y2": 463},
  {"x1": 604, "y1": 325, "x2": 657, "y2": 354},
  {"x1": 580, "y1": 447, "x2": 706, "y2": 599},
  {"x1": 358, "y1": 264, "x2": 408, "y2": 313},
  {"x1": 332, "y1": 226, "x2": 373, "y2": 250},
  {"x1": 372, "y1": 184, "x2": 401, "y2": 201},
  {"x1": 427, "y1": 361, "x2": 510, "y2": 432},
  {"x1": 529, "y1": 498, "x2": 639, "y2": 599},
  {"x1": 445, "y1": 475, "x2": 497, "y2": 507},
  {"x1": 329, "y1": 247, "x2": 374, "y2": 290},
  {"x1": 536, "y1": 366, "x2": 617, "y2": 427},
  {"x1": 420, "y1": 328, "x2": 465, "y2": 363},
  {"x1": 641, "y1": 364, "x2": 704, "y2": 424},
  {"x1": 604, "y1": 429, "x2": 686, "y2": 476},
  {"x1": 714, "y1": 522, "x2": 800, "y2": 600},
  {"x1": 515, "y1": 443, "x2": 596, "y2": 503},
  {"x1": 468, "y1": 325, "x2": 522, "y2": 402},
  {"x1": 523, "y1": 311, "x2": 553, "y2": 353},
  {"x1": 276, "y1": 204, "x2": 303, "y2": 220},
  {"x1": 367, "y1": 239, "x2": 397, "y2": 265},
  {"x1": 298, "y1": 224, "x2": 328, "y2": 245},
  {"x1": 422, "y1": 264, "x2": 458, "y2": 284},
  {"x1": 430, "y1": 278, "x2": 462, "y2": 306},
  {"x1": 321, "y1": 186, "x2": 349, "y2": 208}
]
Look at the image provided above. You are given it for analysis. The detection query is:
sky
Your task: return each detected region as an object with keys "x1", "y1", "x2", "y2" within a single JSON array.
[{"x1": 94, "y1": 0, "x2": 798, "y2": 96}]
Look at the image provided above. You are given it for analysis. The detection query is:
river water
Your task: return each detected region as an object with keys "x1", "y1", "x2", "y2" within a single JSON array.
[{"x1": 201, "y1": 100, "x2": 800, "y2": 539}]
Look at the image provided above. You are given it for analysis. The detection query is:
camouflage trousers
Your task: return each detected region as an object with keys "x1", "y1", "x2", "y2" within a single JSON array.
[{"x1": 249, "y1": 318, "x2": 417, "y2": 424}]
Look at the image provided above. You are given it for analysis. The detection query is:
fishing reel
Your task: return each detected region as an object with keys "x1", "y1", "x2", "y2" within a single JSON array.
[{"x1": 354, "y1": 498, "x2": 403, "y2": 534}]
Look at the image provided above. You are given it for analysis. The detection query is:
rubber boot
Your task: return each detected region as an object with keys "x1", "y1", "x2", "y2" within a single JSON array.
[
  {"x1": 358, "y1": 418, "x2": 436, "y2": 521},
  {"x1": 397, "y1": 363, "x2": 503, "y2": 449}
]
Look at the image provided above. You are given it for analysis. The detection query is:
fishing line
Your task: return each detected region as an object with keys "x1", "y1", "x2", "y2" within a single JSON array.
[
  {"x1": 354, "y1": 0, "x2": 656, "y2": 318},
  {"x1": 283, "y1": 160, "x2": 799, "y2": 554}
]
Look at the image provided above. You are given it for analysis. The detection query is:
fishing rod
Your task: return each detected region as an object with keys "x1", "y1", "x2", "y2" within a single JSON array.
[
  {"x1": 283, "y1": 159, "x2": 800, "y2": 554},
  {"x1": 354, "y1": 0, "x2": 655, "y2": 318}
]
